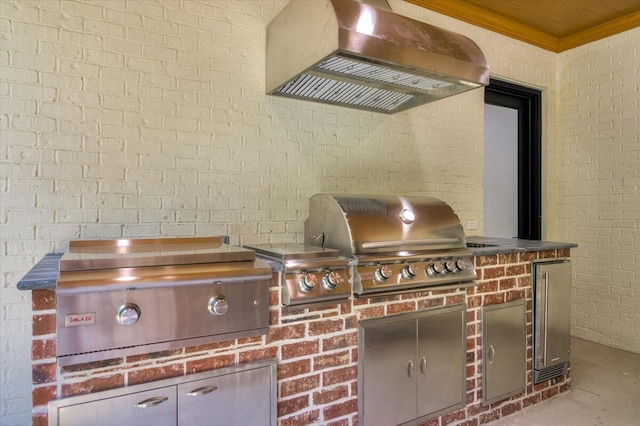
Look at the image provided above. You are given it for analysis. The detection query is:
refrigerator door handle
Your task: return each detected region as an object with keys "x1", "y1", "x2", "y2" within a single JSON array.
[{"x1": 542, "y1": 271, "x2": 549, "y2": 366}]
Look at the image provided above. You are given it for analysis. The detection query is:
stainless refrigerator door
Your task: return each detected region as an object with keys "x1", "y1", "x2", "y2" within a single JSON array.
[{"x1": 534, "y1": 260, "x2": 571, "y2": 370}]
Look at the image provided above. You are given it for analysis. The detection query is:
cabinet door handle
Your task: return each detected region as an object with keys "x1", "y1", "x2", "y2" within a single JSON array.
[
  {"x1": 187, "y1": 385, "x2": 218, "y2": 396},
  {"x1": 133, "y1": 396, "x2": 169, "y2": 408},
  {"x1": 419, "y1": 356, "x2": 427, "y2": 377},
  {"x1": 407, "y1": 361, "x2": 414, "y2": 381},
  {"x1": 488, "y1": 345, "x2": 495, "y2": 364}
]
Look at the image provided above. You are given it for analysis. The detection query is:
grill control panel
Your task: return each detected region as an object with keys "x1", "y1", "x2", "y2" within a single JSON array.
[
  {"x1": 57, "y1": 277, "x2": 270, "y2": 366},
  {"x1": 283, "y1": 268, "x2": 351, "y2": 308},
  {"x1": 355, "y1": 256, "x2": 477, "y2": 296},
  {"x1": 243, "y1": 243, "x2": 352, "y2": 310}
]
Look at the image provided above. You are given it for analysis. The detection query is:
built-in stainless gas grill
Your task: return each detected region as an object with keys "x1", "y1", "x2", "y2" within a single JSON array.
[
  {"x1": 56, "y1": 237, "x2": 271, "y2": 366},
  {"x1": 243, "y1": 243, "x2": 352, "y2": 310},
  {"x1": 304, "y1": 194, "x2": 477, "y2": 297}
]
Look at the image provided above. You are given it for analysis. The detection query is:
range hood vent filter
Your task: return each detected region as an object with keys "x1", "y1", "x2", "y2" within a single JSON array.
[
  {"x1": 317, "y1": 56, "x2": 455, "y2": 92},
  {"x1": 266, "y1": 0, "x2": 490, "y2": 114},
  {"x1": 278, "y1": 73, "x2": 415, "y2": 112}
]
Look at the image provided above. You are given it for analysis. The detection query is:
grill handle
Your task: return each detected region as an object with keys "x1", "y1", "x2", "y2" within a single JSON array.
[{"x1": 361, "y1": 238, "x2": 460, "y2": 250}]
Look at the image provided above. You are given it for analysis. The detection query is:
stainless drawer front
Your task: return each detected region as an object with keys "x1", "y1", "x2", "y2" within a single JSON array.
[
  {"x1": 57, "y1": 387, "x2": 176, "y2": 426},
  {"x1": 178, "y1": 366, "x2": 273, "y2": 425}
]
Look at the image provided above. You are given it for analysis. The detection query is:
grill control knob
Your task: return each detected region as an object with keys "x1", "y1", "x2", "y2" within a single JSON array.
[
  {"x1": 116, "y1": 303, "x2": 140, "y2": 326},
  {"x1": 322, "y1": 272, "x2": 343, "y2": 290},
  {"x1": 208, "y1": 297, "x2": 229, "y2": 315},
  {"x1": 298, "y1": 275, "x2": 317, "y2": 293},
  {"x1": 375, "y1": 265, "x2": 392, "y2": 282},
  {"x1": 427, "y1": 261, "x2": 446, "y2": 277},
  {"x1": 456, "y1": 259, "x2": 471, "y2": 271},
  {"x1": 402, "y1": 264, "x2": 418, "y2": 279},
  {"x1": 445, "y1": 260, "x2": 458, "y2": 273}
]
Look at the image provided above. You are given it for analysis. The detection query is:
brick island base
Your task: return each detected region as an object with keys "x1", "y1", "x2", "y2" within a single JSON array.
[{"x1": 30, "y1": 249, "x2": 571, "y2": 426}]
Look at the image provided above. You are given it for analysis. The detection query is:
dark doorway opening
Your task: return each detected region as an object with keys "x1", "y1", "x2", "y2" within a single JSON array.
[{"x1": 485, "y1": 79, "x2": 542, "y2": 240}]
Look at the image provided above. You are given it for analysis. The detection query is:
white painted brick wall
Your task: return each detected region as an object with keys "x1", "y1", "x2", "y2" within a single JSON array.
[
  {"x1": 1, "y1": 0, "x2": 561, "y2": 424},
  {"x1": 557, "y1": 27, "x2": 640, "y2": 355}
]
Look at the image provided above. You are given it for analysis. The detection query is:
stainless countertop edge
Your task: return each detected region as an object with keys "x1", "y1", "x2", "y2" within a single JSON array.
[
  {"x1": 466, "y1": 236, "x2": 578, "y2": 256},
  {"x1": 254, "y1": 255, "x2": 359, "y2": 273},
  {"x1": 17, "y1": 239, "x2": 577, "y2": 291}
]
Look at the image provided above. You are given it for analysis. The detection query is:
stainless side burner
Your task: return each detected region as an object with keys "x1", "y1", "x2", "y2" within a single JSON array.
[{"x1": 244, "y1": 243, "x2": 352, "y2": 309}]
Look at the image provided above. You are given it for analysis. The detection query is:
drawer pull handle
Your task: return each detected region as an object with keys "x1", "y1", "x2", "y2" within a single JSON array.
[
  {"x1": 187, "y1": 385, "x2": 218, "y2": 396},
  {"x1": 133, "y1": 396, "x2": 168, "y2": 408}
]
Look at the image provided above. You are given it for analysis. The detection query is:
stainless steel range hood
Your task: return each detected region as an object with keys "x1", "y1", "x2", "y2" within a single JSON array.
[{"x1": 266, "y1": 0, "x2": 489, "y2": 114}]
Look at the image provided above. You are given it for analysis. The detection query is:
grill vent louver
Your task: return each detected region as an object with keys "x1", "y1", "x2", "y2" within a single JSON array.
[{"x1": 534, "y1": 362, "x2": 568, "y2": 384}]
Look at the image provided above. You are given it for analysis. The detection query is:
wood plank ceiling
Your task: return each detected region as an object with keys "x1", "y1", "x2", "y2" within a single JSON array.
[{"x1": 405, "y1": 0, "x2": 640, "y2": 52}]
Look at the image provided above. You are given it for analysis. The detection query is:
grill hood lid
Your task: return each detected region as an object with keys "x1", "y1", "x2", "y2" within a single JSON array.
[
  {"x1": 266, "y1": 0, "x2": 489, "y2": 114},
  {"x1": 304, "y1": 194, "x2": 467, "y2": 256}
]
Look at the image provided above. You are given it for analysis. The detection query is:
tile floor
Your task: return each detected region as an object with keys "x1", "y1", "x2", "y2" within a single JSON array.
[{"x1": 489, "y1": 337, "x2": 640, "y2": 426}]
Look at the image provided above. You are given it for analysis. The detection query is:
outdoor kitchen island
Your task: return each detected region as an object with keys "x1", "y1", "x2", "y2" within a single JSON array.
[{"x1": 20, "y1": 237, "x2": 576, "y2": 426}]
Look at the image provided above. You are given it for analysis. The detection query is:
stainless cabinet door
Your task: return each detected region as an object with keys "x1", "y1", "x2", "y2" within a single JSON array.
[
  {"x1": 534, "y1": 261, "x2": 571, "y2": 369},
  {"x1": 56, "y1": 387, "x2": 177, "y2": 426},
  {"x1": 417, "y1": 306, "x2": 465, "y2": 418},
  {"x1": 483, "y1": 300, "x2": 526, "y2": 404},
  {"x1": 360, "y1": 318, "x2": 417, "y2": 426},
  {"x1": 178, "y1": 365, "x2": 273, "y2": 426}
]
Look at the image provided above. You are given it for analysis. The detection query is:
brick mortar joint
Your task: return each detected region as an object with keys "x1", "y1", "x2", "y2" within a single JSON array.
[
  {"x1": 32, "y1": 334, "x2": 57, "y2": 340},
  {"x1": 32, "y1": 308, "x2": 57, "y2": 314}
]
